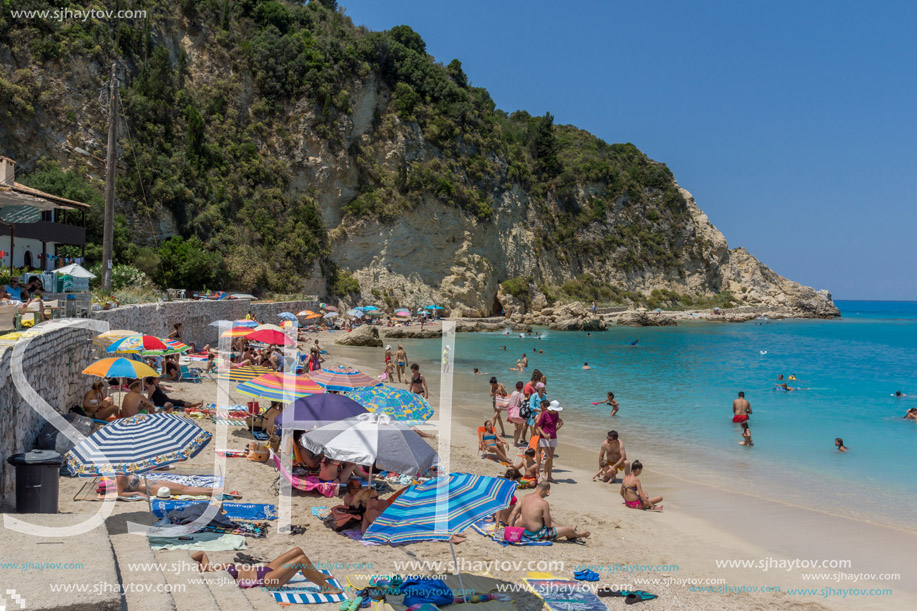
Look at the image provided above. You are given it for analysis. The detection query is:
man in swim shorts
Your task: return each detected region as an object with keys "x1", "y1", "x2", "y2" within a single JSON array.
[
  {"x1": 594, "y1": 430, "x2": 630, "y2": 482},
  {"x1": 732, "y1": 391, "x2": 751, "y2": 423},
  {"x1": 509, "y1": 482, "x2": 589, "y2": 541}
]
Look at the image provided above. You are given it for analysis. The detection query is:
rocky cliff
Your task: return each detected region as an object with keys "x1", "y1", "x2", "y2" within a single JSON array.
[{"x1": 0, "y1": 1, "x2": 838, "y2": 318}]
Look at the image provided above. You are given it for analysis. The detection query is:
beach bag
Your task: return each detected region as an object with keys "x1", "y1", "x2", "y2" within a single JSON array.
[
  {"x1": 504, "y1": 526, "x2": 524, "y2": 543},
  {"x1": 401, "y1": 578, "x2": 453, "y2": 607},
  {"x1": 519, "y1": 402, "x2": 532, "y2": 420},
  {"x1": 246, "y1": 401, "x2": 260, "y2": 415},
  {"x1": 247, "y1": 442, "x2": 269, "y2": 462}
]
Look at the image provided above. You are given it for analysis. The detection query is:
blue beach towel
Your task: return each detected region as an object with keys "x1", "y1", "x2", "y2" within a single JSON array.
[
  {"x1": 151, "y1": 501, "x2": 277, "y2": 520},
  {"x1": 471, "y1": 519, "x2": 553, "y2": 546},
  {"x1": 270, "y1": 570, "x2": 347, "y2": 605}
]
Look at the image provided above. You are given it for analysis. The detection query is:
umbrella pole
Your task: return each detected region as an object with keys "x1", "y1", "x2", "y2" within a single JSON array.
[
  {"x1": 143, "y1": 474, "x2": 154, "y2": 527},
  {"x1": 449, "y1": 539, "x2": 468, "y2": 603}
]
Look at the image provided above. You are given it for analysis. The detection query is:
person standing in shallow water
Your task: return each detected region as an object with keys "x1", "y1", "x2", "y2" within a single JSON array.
[
  {"x1": 409, "y1": 363, "x2": 428, "y2": 399},
  {"x1": 732, "y1": 391, "x2": 751, "y2": 423}
]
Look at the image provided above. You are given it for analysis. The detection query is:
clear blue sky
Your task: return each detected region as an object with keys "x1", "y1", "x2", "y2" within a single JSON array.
[{"x1": 342, "y1": 0, "x2": 916, "y2": 300}]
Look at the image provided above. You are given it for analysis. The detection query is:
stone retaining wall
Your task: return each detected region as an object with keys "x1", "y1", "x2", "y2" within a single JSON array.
[{"x1": 0, "y1": 299, "x2": 316, "y2": 508}]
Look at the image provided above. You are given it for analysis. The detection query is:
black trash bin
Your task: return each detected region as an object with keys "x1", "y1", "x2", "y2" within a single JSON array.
[{"x1": 6, "y1": 450, "x2": 63, "y2": 513}]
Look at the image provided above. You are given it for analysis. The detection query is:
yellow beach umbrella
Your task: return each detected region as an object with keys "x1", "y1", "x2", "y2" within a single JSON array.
[{"x1": 93, "y1": 330, "x2": 140, "y2": 347}]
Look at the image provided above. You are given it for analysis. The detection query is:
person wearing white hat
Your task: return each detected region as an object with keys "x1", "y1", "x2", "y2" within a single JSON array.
[{"x1": 535, "y1": 399, "x2": 564, "y2": 482}]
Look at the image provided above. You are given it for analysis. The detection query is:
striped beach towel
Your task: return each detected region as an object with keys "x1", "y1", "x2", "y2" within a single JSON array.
[
  {"x1": 471, "y1": 519, "x2": 553, "y2": 546},
  {"x1": 271, "y1": 570, "x2": 347, "y2": 605},
  {"x1": 212, "y1": 418, "x2": 247, "y2": 426}
]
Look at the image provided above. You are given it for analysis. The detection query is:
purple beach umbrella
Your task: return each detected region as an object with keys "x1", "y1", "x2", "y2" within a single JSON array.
[{"x1": 275, "y1": 393, "x2": 368, "y2": 429}]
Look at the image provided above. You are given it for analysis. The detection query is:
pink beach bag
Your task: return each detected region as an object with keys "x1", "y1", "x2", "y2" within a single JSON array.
[{"x1": 504, "y1": 526, "x2": 524, "y2": 543}]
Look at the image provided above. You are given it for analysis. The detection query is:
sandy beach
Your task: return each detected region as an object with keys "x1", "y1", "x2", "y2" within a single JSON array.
[{"x1": 50, "y1": 328, "x2": 916, "y2": 611}]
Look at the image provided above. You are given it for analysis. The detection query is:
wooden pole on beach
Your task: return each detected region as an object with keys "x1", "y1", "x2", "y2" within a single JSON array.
[{"x1": 101, "y1": 62, "x2": 118, "y2": 292}]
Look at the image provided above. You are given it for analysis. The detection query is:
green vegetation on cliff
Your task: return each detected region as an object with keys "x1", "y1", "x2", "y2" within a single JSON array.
[{"x1": 2, "y1": 0, "x2": 693, "y2": 294}]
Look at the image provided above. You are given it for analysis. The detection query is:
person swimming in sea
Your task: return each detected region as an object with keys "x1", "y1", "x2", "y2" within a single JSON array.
[
  {"x1": 629, "y1": 339, "x2": 639, "y2": 346},
  {"x1": 582, "y1": 362, "x2": 591, "y2": 370},
  {"x1": 904, "y1": 408, "x2": 917, "y2": 420},
  {"x1": 835, "y1": 438, "x2": 848, "y2": 452}
]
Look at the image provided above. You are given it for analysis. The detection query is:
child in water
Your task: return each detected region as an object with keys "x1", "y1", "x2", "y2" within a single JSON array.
[{"x1": 738, "y1": 422, "x2": 753, "y2": 446}]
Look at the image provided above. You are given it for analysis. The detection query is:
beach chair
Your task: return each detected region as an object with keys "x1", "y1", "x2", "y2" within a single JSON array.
[
  {"x1": 0, "y1": 305, "x2": 19, "y2": 332},
  {"x1": 179, "y1": 364, "x2": 202, "y2": 383},
  {"x1": 478, "y1": 426, "x2": 511, "y2": 465}
]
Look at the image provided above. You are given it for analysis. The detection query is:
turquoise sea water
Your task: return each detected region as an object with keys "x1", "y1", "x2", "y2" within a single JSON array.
[{"x1": 406, "y1": 301, "x2": 917, "y2": 528}]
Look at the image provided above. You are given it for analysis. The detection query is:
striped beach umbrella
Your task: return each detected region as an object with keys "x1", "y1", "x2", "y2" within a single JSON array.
[
  {"x1": 64, "y1": 413, "x2": 212, "y2": 476},
  {"x1": 394, "y1": 308, "x2": 411, "y2": 317},
  {"x1": 308, "y1": 366, "x2": 382, "y2": 392},
  {"x1": 83, "y1": 357, "x2": 159, "y2": 379},
  {"x1": 346, "y1": 308, "x2": 364, "y2": 318},
  {"x1": 106, "y1": 335, "x2": 169, "y2": 354},
  {"x1": 300, "y1": 413, "x2": 437, "y2": 474},
  {"x1": 324, "y1": 305, "x2": 338, "y2": 312},
  {"x1": 364, "y1": 473, "x2": 516, "y2": 544},
  {"x1": 216, "y1": 365, "x2": 274, "y2": 382},
  {"x1": 346, "y1": 385, "x2": 434, "y2": 422},
  {"x1": 92, "y1": 330, "x2": 140, "y2": 347},
  {"x1": 278, "y1": 312, "x2": 297, "y2": 320},
  {"x1": 234, "y1": 319, "x2": 258, "y2": 328},
  {"x1": 237, "y1": 373, "x2": 323, "y2": 402},
  {"x1": 220, "y1": 326, "x2": 254, "y2": 338}
]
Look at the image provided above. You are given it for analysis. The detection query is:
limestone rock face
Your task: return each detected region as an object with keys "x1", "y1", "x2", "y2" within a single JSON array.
[
  {"x1": 549, "y1": 316, "x2": 607, "y2": 331},
  {"x1": 381, "y1": 327, "x2": 442, "y2": 339},
  {"x1": 615, "y1": 312, "x2": 678, "y2": 327},
  {"x1": 334, "y1": 324, "x2": 383, "y2": 347}
]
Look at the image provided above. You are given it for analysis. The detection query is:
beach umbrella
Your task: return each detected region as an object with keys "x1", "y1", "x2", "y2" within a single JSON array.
[
  {"x1": 346, "y1": 308, "x2": 364, "y2": 318},
  {"x1": 220, "y1": 326, "x2": 254, "y2": 339},
  {"x1": 209, "y1": 319, "x2": 233, "y2": 327},
  {"x1": 83, "y1": 357, "x2": 159, "y2": 380},
  {"x1": 139, "y1": 339, "x2": 191, "y2": 357},
  {"x1": 92, "y1": 330, "x2": 140, "y2": 347},
  {"x1": 254, "y1": 323, "x2": 285, "y2": 333},
  {"x1": 324, "y1": 305, "x2": 338, "y2": 312},
  {"x1": 322, "y1": 312, "x2": 338, "y2": 319},
  {"x1": 346, "y1": 385, "x2": 434, "y2": 422},
  {"x1": 308, "y1": 366, "x2": 382, "y2": 392},
  {"x1": 246, "y1": 328, "x2": 295, "y2": 346},
  {"x1": 278, "y1": 312, "x2": 297, "y2": 320},
  {"x1": 276, "y1": 393, "x2": 367, "y2": 429},
  {"x1": 395, "y1": 308, "x2": 411, "y2": 317},
  {"x1": 300, "y1": 413, "x2": 438, "y2": 475},
  {"x1": 363, "y1": 473, "x2": 516, "y2": 601},
  {"x1": 53, "y1": 263, "x2": 96, "y2": 279},
  {"x1": 364, "y1": 473, "x2": 516, "y2": 543},
  {"x1": 424, "y1": 305, "x2": 444, "y2": 311},
  {"x1": 236, "y1": 372, "x2": 323, "y2": 403},
  {"x1": 64, "y1": 413, "x2": 212, "y2": 476},
  {"x1": 106, "y1": 335, "x2": 169, "y2": 354},
  {"x1": 233, "y1": 319, "x2": 258, "y2": 328},
  {"x1": 281, "y1": 320, "x2": 299, "y2": 330},
  {"x1": 297, "y1": 310, "x2": 320, "y2": 318},
  {"x1": 362, "y1": 305, "x2": 379, "y2": 311},
  {"x1": 216, "y1": 365, "x2": 274, "y2": 382}
]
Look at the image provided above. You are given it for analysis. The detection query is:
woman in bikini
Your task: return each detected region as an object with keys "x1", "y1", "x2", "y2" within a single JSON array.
[
  {"x1": 409, "y1": 363, "x2": 428, "y2": 398},
  {"x1": 192, "y1": 548, "x2": 342, "y2": 593},
  {"x1": 619, "y1": 460, "x2": 663, "y2": 511},
  {"x1": 395, "y1": 345, "x2": 408, "y2": 383},
  {"x1": 479, "y1": 420, "x2": 510, "y2": 463},
  {"x1": 115, "y1": 474, "x2": 215, "y2": 499},
  {"x1": 492, "y1": 381, "x2": 508, "y2": 436},
  {"x1": 168, "y1": 322, "x2": 183, "y2": 341},
  {"x1": 82, "y1": 381, "x2": 119, "y2": 420},
  {"x1": 318, "y1": 457, "x2": 342, "y2": 482}
]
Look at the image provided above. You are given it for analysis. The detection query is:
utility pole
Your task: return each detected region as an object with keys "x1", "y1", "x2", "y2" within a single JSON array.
[{"x1": 101, "y1": 62, "x2": 118, "y2": 291}]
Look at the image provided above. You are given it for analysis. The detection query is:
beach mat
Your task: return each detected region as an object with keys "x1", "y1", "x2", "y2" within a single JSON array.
[
  {"x1": 148, "y1": 533, "x2": 246, "y2": 551},
  {"x1": 271, "y1": 569, "x2": 347, "y2": 605},
  {"x1": 523, "y1": 576, "x2": 606, "y2": 611},
  {"x1": 349, "y1": 574, "x2": 510, "y2": 611},
  {"x1": 212, "y1": 418, "x2": 248, "y2": 426},
  {"x1": 471, "y1": 519, "x2": 552, "y2": 546},
  {"x1": 152, "y1": 501, "x2": 277, "y2": 520}
]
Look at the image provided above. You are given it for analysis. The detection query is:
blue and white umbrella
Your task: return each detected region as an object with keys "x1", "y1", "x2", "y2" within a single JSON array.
[
  {"x1": 346, "y1": 308, "x2": 365, "y2": 318},
  {"x1": 64, "y1": 413, "x2": 212, "y2": 476},
  {"x1": 278, "y1": 312, "x2": 298, "y2": 320},
  {"x1": 322, "y1": 312, "x2": 338, "y2": 319},
  {"x1": 364, "y1": 473, "x2": 516, "y2": 544},
  {"x1": 363, "y1": 472, "x2": 517, "y2": 601},
  {"x1": 361, "y1": 305, "x2": 379, "y2": 311}
]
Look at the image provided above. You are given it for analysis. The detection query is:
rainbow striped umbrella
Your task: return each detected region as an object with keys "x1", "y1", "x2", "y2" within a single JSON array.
[
  {"x1": 83, "y1": 357, "x2": 159, "y2": 379},
  {"x1": 364, "y1": 473, "x2": 516, "y2": 544},
  {"x1": 308, "y1": 366, "x2": 382, "y2": 392},
  {"x1": 140, "y1": 339, "x2": 191, "y2": 356},
  {"x1": 220, "y1": 327, "x2": 254, "y2": 338},
  {"x1": 237, "y1": 373, "x2": 323, "y2": 402},
  {"x1": 346, "y1": 385, "x2": 434, "y2": 422},
  {"x1": 216, "y1": 365, "x2": 274, "y2": 382},
  {"x1": 106, "y1": 335, "x2": 169, "y2": 353}
]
